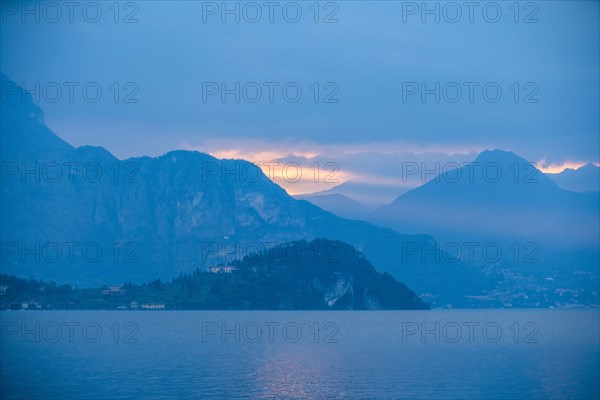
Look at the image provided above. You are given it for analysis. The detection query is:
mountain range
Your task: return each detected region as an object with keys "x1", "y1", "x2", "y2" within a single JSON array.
[
  {"x1": 298, "y1": 180, "x2": 406, "y2": 208},
  {"x1": 301, "y1": 160, "x2": 599, "y2": 222},
  {"x1": 0, "y1": 73, "x2": 483, "y2": 308},
  {"x1": 546, "y1": 163, "x2": 600, "y2": 193},
  {"x1": 371, "y1": 149, "x2": 599, "y2": 248},
  {"x1": 2, "y1": 73, "x2": 597, "y2": 308},
  {"x1": 300, "y1": 152, "x2": 599, "y2": 258}
]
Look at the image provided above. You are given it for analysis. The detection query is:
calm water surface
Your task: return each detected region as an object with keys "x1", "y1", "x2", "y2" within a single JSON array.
[{"x1": 1, "y1": 310, "x2": 598, "y2": 399}]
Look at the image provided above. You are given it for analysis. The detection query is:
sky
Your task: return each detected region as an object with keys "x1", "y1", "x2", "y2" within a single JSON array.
[{"x1": 1, "y1": 0, "x2": 599, "y2": 196}]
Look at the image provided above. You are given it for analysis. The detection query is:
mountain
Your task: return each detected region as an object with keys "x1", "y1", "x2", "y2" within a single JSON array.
[
  {"x1": 293, "y1": 193, "x2": 372, "y2": 220},
  {"x1": 0, "y1": 73, "x2": 484, "y2": 307},
  {"x1": 372, "y1": 149, "x2": 600, "y2": 248},
  {"x1": 546, "y1": 163, "x2": 600, "y2": 193},
  {"x1": 302, "y1": 181, "x2": 407, "y2": 208},
  {"x1": 370, "y1": 149, "x2": 600, "y2": 307},
  {"x1": 0, "y1": 239, "x2": 429, "y2": 310}
]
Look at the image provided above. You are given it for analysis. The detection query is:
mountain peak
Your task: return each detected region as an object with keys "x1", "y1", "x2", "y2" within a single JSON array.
[
  {"x1": 580, "y1": 163, "x2": 599, "y2": 171},
  {"x1": 474, "y1": 149, "x2": 528, "y2": 166}
]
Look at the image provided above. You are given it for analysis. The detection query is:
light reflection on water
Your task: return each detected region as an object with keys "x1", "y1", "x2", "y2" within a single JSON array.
[{"x1": 1, "y1": 310, "x2": 598, "y2": 399}]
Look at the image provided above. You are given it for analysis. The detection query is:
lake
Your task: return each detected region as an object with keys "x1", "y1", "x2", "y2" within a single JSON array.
[{"x1": 1, "y1": 309, "x2": 598, "y2": 399}]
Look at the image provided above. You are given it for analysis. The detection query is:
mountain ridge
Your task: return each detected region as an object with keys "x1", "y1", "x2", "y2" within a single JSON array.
[
  {"x1": 371, "y1": 149, "x2": 599, "y2": 247},
  {"x1": 546, "y1": 163, "x2": 600, "y2": 193},
  {"x1": 0, "y1": 73, "x2": 483, "y2": 307}
]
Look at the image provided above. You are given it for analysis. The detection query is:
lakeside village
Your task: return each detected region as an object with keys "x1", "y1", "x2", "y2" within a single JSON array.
[
  {"x1": 1, "y1": 263, "x2": 596, "y2": 310},
  {"x1": 1, "y1": 284, "x2": 166, "y2": 311},
  {"x1": 0, "y1": 265, "x2": 239, "y2": 311}
]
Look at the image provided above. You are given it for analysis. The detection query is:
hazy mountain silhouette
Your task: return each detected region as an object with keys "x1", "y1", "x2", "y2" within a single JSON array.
[
  {"x1": 0, "y1": 73, "x2": 485, "y2": 307},
  {"x1": 301, "y1": 180, "x2": 406, "y2": 208},
  {"x1": 369, "y1": 150, "x2": 600, "y2": 307},
  {"x1": 372, "y1": 149, "x2": 599, "y2": 249},
  {"x1": 546, "y1": 163, "x2": 600, "y2": 193},
  {"x1": 294, "y1": 193, "x2": 372, "y2": 220}
]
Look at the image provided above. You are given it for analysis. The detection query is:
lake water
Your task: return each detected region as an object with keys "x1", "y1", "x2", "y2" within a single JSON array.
[{"x1": 1, "y1": 310, "x2": 598, "y2": 399}]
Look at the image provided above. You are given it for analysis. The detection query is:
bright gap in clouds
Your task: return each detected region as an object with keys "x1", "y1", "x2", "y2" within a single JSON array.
[
  {"x1": 188, "y1": 140, "x2": 482, "y2": 196},
  {"x1": 535, "y1": 160, "x2": 597, "y2": 174},
  {"x1": 186, "y1": 140, "x2": 600, "y2": 198},
  {"x1": 207, "y1": 149, "x2": 351, "y2": 196}
]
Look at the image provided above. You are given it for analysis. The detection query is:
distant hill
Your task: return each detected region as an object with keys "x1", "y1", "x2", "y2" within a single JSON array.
[
  {"x1": 372, "y1": 149, "x2": 599, "y2": 249},
  {"x1": 368, "y1": 149, "x2": 600, "y2": 307},
  {"x1": 0, "y1": 239, "x2": 429, "y2": 310},
  {"x1": 222, "y1": 239, "x2": 429, "y2": 309},
  {"x1": 294, "y1": 193, "x2": 372, "y2": 220},
  {"x1": 546, "y1": 163, "x2": 600, "y2": 193},
  {"x1": 302, "y1": 181, "x2": 407, "y2": 208}
]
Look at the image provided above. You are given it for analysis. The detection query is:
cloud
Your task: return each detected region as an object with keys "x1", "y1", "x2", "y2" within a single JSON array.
[
  {"x1": 183, "y1": 137, "x2": 483, "y2": 197},
  {"x1": 535, "y1": 160, "x2": 599, "y2": 174}
]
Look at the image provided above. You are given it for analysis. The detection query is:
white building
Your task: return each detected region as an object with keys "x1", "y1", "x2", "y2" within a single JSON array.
[{"x1": 141, "y1": 303, "x2": 166, "y2": 310}]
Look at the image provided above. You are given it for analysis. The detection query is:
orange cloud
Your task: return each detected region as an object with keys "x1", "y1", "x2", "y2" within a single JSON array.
[{"x1": 535, "y1": 160, "x2": 594, "y2": 174}]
